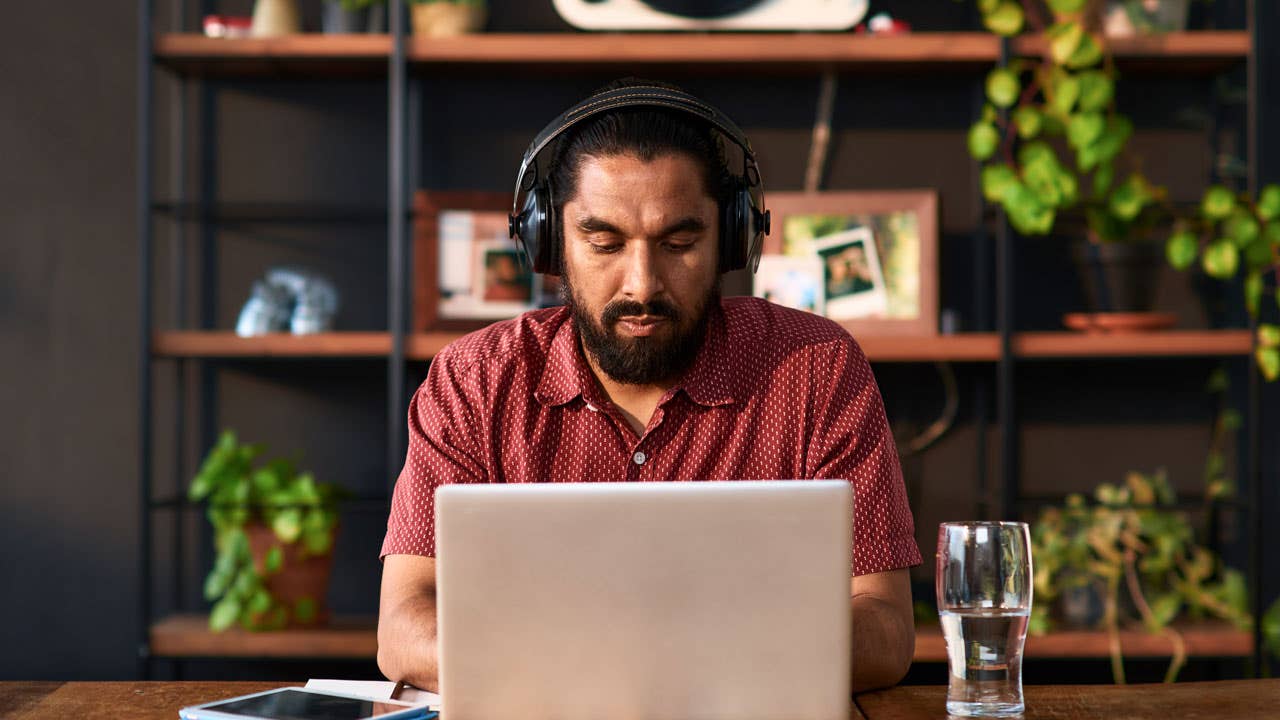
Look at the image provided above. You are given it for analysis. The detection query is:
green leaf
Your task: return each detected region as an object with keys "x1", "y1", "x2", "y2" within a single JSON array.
[
  {"x1": 1246, "y1": 228, "x2": 1277, "y2": 271},
  {"x1": 272, "y1": 508, "x2": 304, "y2": 543},
  {"x1": 1093, "y1": 161, "x2": 1115, "y2": 196},
  {"x1": 982, "y1": 103, "x2": 998, "y2": 124},
  {"x1": 1012, "y1": 106, "x2": 1042, "y2": 139},
  {"x1": 1260, "y1": 324, "x2": 1280, "y2": 348},
  {"x1": 1004, "y1": 183, "x2": 1056, "y2": 235},
  {"x1": 986, "y1": 68, "x2": 1021, "y2": 108},
  {"x1": 248, "y1": 588, "x2": 272, "y2": 616},
  {"x1": 1201, "y1": 239, "x2": 1240, "y2": 279},
  {"x1": 1166, "y1": 230, "x2": 1198, "y2": 270},
  {"x1": 1076, "y1": 71, "x2": 1114, "y2": 112},
  {"x1": 233, "y1": 568, "x2": 261, "y2": 599},
  {"x1": 1067, "y1": 112, "x2": 1105, "y2": 150},
  {"x1": 979, "y1": 0, "x2": 1001, "y2": 13},
  {"x1": 1225, "y1": 210, "x2": 1261, "y2": 247},
  {"x1": 968, "y1": 122, "x2": 1000, "y2": 161},
  {"x1": 209, "y1": 596, "x2": 242, "y2": 632},
  {"x1": 1066, "y1": 33, "x2": 1103, "y2": 69},
  {"x1": 294, "y1": 596, "x2": 319, "y2": 624},
  {"x1": 1148, "y1": 594, "x2": 1182, "y2": 631},
  {"x1": 303, "y1": 527, "x2": 333, "y2": 556},
  {"x1": 264, "y1": 544, "x2": 284, "y2": 574},
  {"x1": 1202, "y1": 186, "x2": 1238, "y2": 220},
  {"x1": 203, "y1": 569, "x2": 231, "y2": 601},
  {"x1": 1258, "y1": 185, "x2": 1280, "y2": 221},
  {"x1": 1051, "y1": 75, "x2": 1081, "y2": 116},
  {"x1": 983, "y1": 1, "x2": 1025, "y2": 36},
  {"x1": 1246, "y1": 272, "x2": 1264, "y2": 316},
  {"x1": 981, "y1": 164, "x2": 1020, "y2": 203},
  {"x1": 1110, "y1": 173, "x2": 1152, "y2": 221},
  {"x1": 1047, "y1": 0, "x2": 1088, "y2": 12},
  {"x1": 1264, "y1": 599, "x2": 1280, "y2": 656},
  {"x1": 1257, "y1": 342, "x2": 1278, "y2": 381},
  {"x1": 1048, "y1": 22, "x2": 1084, "y2": 64}
]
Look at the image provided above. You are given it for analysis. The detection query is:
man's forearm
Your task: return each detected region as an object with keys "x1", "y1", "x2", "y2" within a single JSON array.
[
  {"x1": 377, "y1": 593, "x2": 440, "y2": 692},
  {"x1": 850, "y1": 593, "x2": 915, "y2": 693}
]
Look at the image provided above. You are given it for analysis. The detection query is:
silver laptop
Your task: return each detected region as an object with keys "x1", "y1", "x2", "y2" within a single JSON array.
[{"x1": 435, "y1": 480, "x2": 853, "y2": 720}]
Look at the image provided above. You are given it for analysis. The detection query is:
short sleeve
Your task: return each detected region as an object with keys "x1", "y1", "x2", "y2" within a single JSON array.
[
  {"x1": 806, "y1": 337, "x2": 922, "y2": 576},
  {"x1": 380, "y1": 350, "x2": 487, "y2": 559}
]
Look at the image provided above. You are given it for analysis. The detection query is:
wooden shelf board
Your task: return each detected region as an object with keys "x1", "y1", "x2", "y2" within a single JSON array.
[
  {"x1": 152, "y1": 332, "x2": 391, "y2": 358},
  {"x1": 151, "y1": 329, "x2": 1252, "y2": 360},
  {"x1": 857, "y1": 334, "x2": 1001, "y2": 362},
  {"x1": 1015, "y1": 330, "x2": 1252, "y2": 358},
  {"x1": 155, "y1": 34, "x2": 391, "y2": 77},
  {"x1": 154, "y1": 31, "x2": 1248, "y2": 77},
  {"x1": 149, "y1": 614, "x2": 1248, "y2": 660},
  {"x1": 149, "y1": 614, "x2": 378, "y2": 658},
  {"x1": 914, "y1": 621, "x2": 1252, "y2": 662}
]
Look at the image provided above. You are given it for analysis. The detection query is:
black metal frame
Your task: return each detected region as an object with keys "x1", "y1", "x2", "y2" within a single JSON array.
[{"x1": 136, "y1": 1, "x2": 1275, "y2": 679}]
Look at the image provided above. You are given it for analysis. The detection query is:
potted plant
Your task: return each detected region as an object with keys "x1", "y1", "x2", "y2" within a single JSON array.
[
  {"x1": 409, "y1": 0, "x2": 487, "y2": 37},
  {"x1": 323, "y1": 0, "x2": 388, "y2": 34},
  {"x1": 1030, "y1": 469, "x2": 1251, "y2": 683},
  {"x1": 969, "y1": 0, "x2": 1173, "y2": 322},
  {"x1": 1165, "y1": 185, "x2": 1280, "y2": 381},
  {"x1": 189, "y1": 430, "x2": 345, "y2": 631}
]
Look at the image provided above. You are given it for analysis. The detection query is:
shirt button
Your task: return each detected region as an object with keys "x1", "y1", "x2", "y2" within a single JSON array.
[{"x1": 632, "y1": 451, "x2": 646, "y2": 465}]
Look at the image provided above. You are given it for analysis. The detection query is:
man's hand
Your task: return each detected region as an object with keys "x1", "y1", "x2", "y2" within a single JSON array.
[
  {"x1": 850, "y1": 568, "x2": 915, "y2": 692},
  {"x1": 377, "y1": 555, "x2": 440, "y2": 691}
]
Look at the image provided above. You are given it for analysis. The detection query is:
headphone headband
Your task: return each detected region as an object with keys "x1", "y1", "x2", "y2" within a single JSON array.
[
  {"x1": 509, "y1": 84, "x2": 769, "y2": 275},
  {"x1": 511, "y1": 86, "x2": 758, "y2": 217}
]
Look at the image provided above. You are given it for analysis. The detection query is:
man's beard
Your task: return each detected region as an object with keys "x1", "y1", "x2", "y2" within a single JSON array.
[{"x1": 561, "y1": 272, "x2": 719, "y2": 386}]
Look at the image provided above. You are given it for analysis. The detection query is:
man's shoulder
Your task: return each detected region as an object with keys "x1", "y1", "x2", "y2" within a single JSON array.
[
  {"x1": 721, "y1": 296, "x2": 855, "y2": 352},
  {"x1": 435, "y1": 306, "x2": 569, "y2": 374}
]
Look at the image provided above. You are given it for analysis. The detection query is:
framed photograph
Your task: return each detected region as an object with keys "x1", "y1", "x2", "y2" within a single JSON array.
[
  {"x1": 757, "y1": 190, "x2": 938, "y2": 337},
  {"x1": 753, "y1": 255, "x2": 825, "y2": 315},
  {"x1": 414, "y1": 191, "x2": 561, "y2": 331}
]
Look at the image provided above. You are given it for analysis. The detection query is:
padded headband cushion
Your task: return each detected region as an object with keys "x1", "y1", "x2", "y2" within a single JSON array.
[{"x1": 511, "y1": 86, "x2": 757, "y2": 213}]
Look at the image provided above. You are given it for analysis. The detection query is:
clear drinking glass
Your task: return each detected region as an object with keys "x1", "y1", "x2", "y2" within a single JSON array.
[{"x1": 936, "y1": 522, "x2": 1033, "y2": 717}]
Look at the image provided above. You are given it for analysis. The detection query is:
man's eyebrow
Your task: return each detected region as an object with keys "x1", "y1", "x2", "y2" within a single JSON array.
[{"x1": 573, "y1": 215, "x2": 708, "y2": 237}]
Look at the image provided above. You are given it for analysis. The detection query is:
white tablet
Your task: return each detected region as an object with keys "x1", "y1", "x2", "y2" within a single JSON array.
[{"x1": 178, "y1": 687, "x2": 434, "y2": 720}]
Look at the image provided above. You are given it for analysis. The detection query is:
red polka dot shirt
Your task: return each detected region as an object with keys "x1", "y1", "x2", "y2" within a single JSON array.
[{"x1": 382, "y1": 296, "x2": 922, "y2": 576}]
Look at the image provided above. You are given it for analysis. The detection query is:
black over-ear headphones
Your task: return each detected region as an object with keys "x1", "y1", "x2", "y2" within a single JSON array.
[{"x1": 508, "y1": 85, "x2": 771, "y2": 276}]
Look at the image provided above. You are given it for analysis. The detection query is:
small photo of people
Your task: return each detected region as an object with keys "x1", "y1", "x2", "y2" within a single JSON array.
[
  {"x1": 812, "y1": 227, "x2": 888, "y2": 320},
  {"x1": 480, "y1": 246, "x2": 533, "y2": 303}
]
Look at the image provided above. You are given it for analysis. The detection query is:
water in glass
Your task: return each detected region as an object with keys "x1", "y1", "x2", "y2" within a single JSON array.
[{"x1": 939, "y1": 607, "x2": 1029, "y2": 717}]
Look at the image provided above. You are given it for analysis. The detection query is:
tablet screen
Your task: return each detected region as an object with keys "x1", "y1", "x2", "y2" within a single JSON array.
[{"x1": 198, "y1": 689, "x2": 412, "y2": 720}]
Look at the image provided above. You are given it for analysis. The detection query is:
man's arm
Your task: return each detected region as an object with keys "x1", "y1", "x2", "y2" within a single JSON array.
[
  {"x1": 377, "y1": 555, "x2": 440, "y2": 691},
  {"x1": 850, "y1": 568, "x2": 915, "y2": 692}
]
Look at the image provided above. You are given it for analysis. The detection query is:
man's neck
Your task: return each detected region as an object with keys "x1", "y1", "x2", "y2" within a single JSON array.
[{"x1": 583, "y1": 351, "x2": 675, "y2": 438}]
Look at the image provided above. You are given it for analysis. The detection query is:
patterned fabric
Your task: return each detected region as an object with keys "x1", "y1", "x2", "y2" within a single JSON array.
[{"x1": 382, "y1": 297, "x2": 921, "y2": 575}]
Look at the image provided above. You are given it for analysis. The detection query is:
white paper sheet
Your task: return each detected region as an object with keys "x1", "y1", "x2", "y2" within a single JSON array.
[{"x1": 304, "y1": 679, "x2": 441, "y2": 709}]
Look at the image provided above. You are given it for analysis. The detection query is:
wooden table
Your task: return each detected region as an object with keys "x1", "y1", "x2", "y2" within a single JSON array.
[{"x1": 2, "y1": 679, "x2": 1277, "y2": 719}]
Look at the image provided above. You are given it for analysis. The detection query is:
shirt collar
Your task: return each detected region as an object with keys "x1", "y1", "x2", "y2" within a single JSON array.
[{"x1": 534, "y1": 302, "x2": 740, "y2": 409}]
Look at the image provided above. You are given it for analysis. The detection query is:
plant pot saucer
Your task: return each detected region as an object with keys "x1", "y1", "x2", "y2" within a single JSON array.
[{"x1": 1063, "y1": 312, "x2": 1178, "y2": 333}]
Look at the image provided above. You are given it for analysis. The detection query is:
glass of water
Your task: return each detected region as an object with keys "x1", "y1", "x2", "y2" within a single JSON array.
[{"x1": 936, "y1": 521, "x2": 1032, "y2": 717}]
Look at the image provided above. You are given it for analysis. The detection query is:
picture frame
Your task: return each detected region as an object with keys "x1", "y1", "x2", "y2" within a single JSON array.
[
  {"x1": 413, "y1": 191, "x2": 561, "y2": 331},
  {"x1": 755, "y1": 190, "x2": 939, "y2": 337}
]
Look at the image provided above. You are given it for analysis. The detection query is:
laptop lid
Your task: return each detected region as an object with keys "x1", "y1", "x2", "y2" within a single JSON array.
[{"x1": 435, "y1": 480, "x2": 852, "y2": 720}]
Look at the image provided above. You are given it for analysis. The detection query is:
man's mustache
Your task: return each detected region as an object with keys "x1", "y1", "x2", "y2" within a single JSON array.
[{"x1": 601, "y1": 299, "x2": 679, "y2": 326}]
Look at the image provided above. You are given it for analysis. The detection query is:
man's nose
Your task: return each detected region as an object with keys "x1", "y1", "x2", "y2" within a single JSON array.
[{"x1": 619, "y1": 242, "x2": 664, "y2": 303}]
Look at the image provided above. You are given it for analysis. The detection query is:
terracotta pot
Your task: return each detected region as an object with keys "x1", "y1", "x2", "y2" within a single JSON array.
[
  {"x1": 245, "y1": 521, "x2": 336, "y2": 628},
  {"x1": 411, "y1": 2, "x2": 487, "y2": 37}
]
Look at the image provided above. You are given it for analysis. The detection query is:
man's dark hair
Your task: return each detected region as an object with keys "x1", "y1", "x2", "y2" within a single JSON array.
[{"x1": 548, "y1": 78, "x2": 734, "y2": 260}]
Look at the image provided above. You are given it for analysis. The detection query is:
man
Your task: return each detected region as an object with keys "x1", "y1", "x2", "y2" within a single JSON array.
[{"x1": 378, "y1": 79, "x2": 921, "y2": 694}]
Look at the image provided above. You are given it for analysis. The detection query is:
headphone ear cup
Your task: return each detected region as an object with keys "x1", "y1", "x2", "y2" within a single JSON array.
[
  {"x1": 719, "y1": 184, "x2": 752, "y2": 273},
  {"x1": 514, "y1": 184, "x2": 555, "y2": 274}
]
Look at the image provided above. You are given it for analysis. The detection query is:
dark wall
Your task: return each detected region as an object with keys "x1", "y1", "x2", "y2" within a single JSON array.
[
  {"x1": 1, "y1": 5, "x2": 140, "y2": 678},
  {"x1": 1, "y1": 0, "x2": 1273, "y2": 682}
]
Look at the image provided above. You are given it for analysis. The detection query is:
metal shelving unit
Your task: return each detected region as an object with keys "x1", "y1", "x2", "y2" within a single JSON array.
[{"x1": 136, "y1": 1, "x2": 1273, "y2": 677}]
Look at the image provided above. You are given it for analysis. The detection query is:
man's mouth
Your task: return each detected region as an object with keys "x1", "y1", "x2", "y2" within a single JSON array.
[{"x1": 615, "y1": 315, "x2": 669, "y2": 336}]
